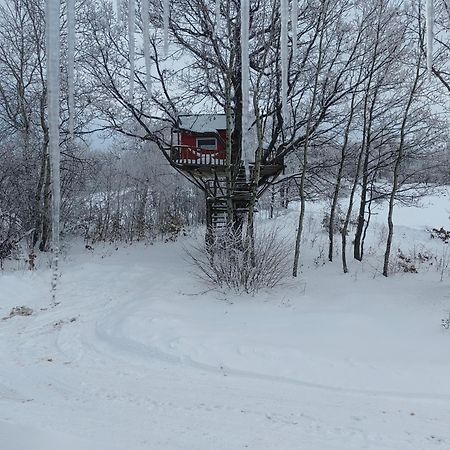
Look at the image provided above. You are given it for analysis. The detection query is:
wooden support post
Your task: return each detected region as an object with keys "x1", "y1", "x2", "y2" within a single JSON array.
[{"x1": 205, "y1": 196, "x2": 214, "y2": 247}]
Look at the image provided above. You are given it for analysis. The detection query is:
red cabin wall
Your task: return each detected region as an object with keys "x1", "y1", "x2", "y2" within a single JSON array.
[{"x1": 179, "y1": 131, "x2": 227, "y2": 160}]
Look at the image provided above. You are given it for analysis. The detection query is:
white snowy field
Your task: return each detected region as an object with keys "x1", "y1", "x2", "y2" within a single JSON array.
[{"x1": 1, "y1": 192, "x2": 450, "y2": 449}]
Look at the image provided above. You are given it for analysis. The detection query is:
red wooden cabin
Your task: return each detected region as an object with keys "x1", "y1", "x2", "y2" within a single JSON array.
[{"x1": 172, "y1": 114, "x2": 228, "y2": 165}]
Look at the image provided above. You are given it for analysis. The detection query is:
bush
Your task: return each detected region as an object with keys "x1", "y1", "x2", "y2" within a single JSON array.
[
  {"x1": 186, "y1": 226, "x2": 291, "y2": 294},
  {"x1": 442, "y1": 312, "x2": 450, "y2": 330},
  {"x1": 321, "y1": 206, "x2": 347, "y2": 235},
  {"x1": 159, "y1": 212, "x2": 186, "y2": 242},
  {"x1": 0, "y1": 210, "x2": 26, "y2": 268},
  {"x1": 430, "y1": 227, "x2": 450, "y2": 243},
  {"x1": 396, "y1": 250, "x2": 418, "y2": 273}
]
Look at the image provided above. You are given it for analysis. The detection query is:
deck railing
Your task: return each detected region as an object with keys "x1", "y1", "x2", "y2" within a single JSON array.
[
  {"x1": 169, "y1": 146, "x2": 284, "y2": 167},
  {"x1": 170, "y1": 145, "x2": 226, "y2": 166}
]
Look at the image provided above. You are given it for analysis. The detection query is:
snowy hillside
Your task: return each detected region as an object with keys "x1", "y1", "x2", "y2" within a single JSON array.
[{"x1": 1, "y1": 194, "x2": 450, "y2": 450}]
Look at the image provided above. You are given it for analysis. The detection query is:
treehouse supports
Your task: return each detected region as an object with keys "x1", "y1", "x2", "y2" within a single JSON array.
[{"x1": 165, "y1": 116, "x2": 283, "y2": 245}]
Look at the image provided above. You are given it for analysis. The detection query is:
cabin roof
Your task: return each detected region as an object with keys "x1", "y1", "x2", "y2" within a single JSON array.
[{"x1": 178, "y1": 114, "x2": 227, "y2": 133}]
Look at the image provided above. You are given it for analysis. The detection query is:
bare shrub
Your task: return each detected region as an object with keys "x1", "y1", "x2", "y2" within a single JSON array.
[
  {"x1": 430, "y1": 227, "x2": 450, "y2": 243},
  {"x1": 186, "y1": 226, "x2": 291, "y2": 294},
  {"x1": 442, "y1": 312, "x2": 450, "y2": 330},
  {"x1": 387, "y1": 243, "x2": 450, "y2": 280},
  {"x1": 158, "y1": 212, "x2": 186, "y2": 242},
  {"x1": 390, "y1": 249, "x2": 418, "y2": 274},
  {"x1": 2, "y1": 306, "x2": 33, "y2": 320},
  {"x1": 321, "y1": 206, "x2": 346, "y2": 235}
]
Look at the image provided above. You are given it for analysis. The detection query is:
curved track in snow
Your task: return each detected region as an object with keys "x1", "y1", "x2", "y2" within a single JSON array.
[
  {"x1": 76, "y1": 295, "x2": 450, "y2": 404},
  {"x1": 1, "y1": 239, "x2": 450, "y2": 449}
]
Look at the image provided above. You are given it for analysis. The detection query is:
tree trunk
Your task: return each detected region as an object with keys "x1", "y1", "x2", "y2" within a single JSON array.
[
  {"x1": 39, "y1": 160, "x2": 52, "y2": 251},
  {"x1": 328, "y1": 86, "x2": 357, "y2": 262},
  {"x1": 292, "y1": 5, "x2": 326, "y2": 277},
  {"x1": 383, "y1": 45, "x2": 421, "y2": 276},
  {"x1": 341, "y1": 136, "x2": 366, "y2": 274},
  {"x1": 269, "y1": 185, "x2": 275, "y2": 219}
]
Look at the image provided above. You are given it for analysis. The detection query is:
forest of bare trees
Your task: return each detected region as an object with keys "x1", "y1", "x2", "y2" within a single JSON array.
[{"x1": 1, "y1": 0, "x2": 450, "y2": 282}]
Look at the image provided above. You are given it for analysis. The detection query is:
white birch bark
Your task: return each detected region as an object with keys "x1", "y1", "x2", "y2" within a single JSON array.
[
  {"x1": 142, "y1": 0, "x2": 152, "y2": 99},
  {"x1": 128, "y1": 0, "x2": 135, "y2": 101},
  {"x1": 163, "y1": 0, "x2": 169, "y2": 56},
  {"x1": 426, "y1": 0, "x2": 434, "y2": 76},
  {"x1": 47, "y1": 0, "x2": 61, "y2": 300},
  {"x1": 116, "y1": 0, "x2": 122, "y2": 22},
  {"x1": 281, "y1": 0, "x2": 289, "y2": 124},
  {"x1": 215, "y1": 0, "x2": 220, "y2": 34},
  {"x1": 241, "y1": 0, "x2": 250, "y2": 180},
  {"x1": 67, "y1": 0, "x2": 75, "y2": 137},
  {"x1": 291, "y1": 0, "x2": 298, "y2": 61}
]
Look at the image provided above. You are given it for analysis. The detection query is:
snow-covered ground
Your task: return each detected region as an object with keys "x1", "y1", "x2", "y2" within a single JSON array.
[{"x1": 1, "y1": 192, "x2": 450, "y2": 449}]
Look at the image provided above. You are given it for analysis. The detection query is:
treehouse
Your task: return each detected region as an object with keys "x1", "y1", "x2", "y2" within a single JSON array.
[
  {"x1": 164, "y1": 113, "x2": 285, "y2": 232},
  {"x1": 170, "y1": 114, "x2": 227, "y2": 167}
]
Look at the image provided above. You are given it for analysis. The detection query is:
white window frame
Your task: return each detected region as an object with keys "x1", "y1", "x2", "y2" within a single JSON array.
[{"x1": 196, "y1": 137, "x2": 217, "y2": 151}]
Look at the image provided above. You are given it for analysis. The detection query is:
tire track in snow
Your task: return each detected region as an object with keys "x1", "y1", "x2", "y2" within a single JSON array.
[{"x1": 86, "y1": 297, "x2": 450, "y2": 405}]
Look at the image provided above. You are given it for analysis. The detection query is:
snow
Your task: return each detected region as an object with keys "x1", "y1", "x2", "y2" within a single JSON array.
[
  {"x1": 178, "y1": 113, "x2": 227, "y2": 132},
  {"x1": 390, "y1": 189, "x2": 450, "y2": 229},
  {"x1": 241, "y1": 0, "x2": 250, "y2": 180},
  {"x1": 1, "y1": 191, "x2": 450, "y2": 449}
]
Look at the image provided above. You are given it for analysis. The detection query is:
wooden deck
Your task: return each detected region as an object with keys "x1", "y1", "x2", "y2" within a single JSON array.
[{"x1": 167, "y1": 145, "x2": 284, "y2": 178}]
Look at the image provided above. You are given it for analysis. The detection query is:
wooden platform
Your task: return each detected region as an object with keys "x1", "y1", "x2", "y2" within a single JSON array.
[{"x1": 166, "y1": 145, "x2": 284, "y2": 179}]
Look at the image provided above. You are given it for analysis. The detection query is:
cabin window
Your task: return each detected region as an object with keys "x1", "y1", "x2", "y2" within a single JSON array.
[{"x1": 196, "y1": 137, "x2": 217, "y2": 151}]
